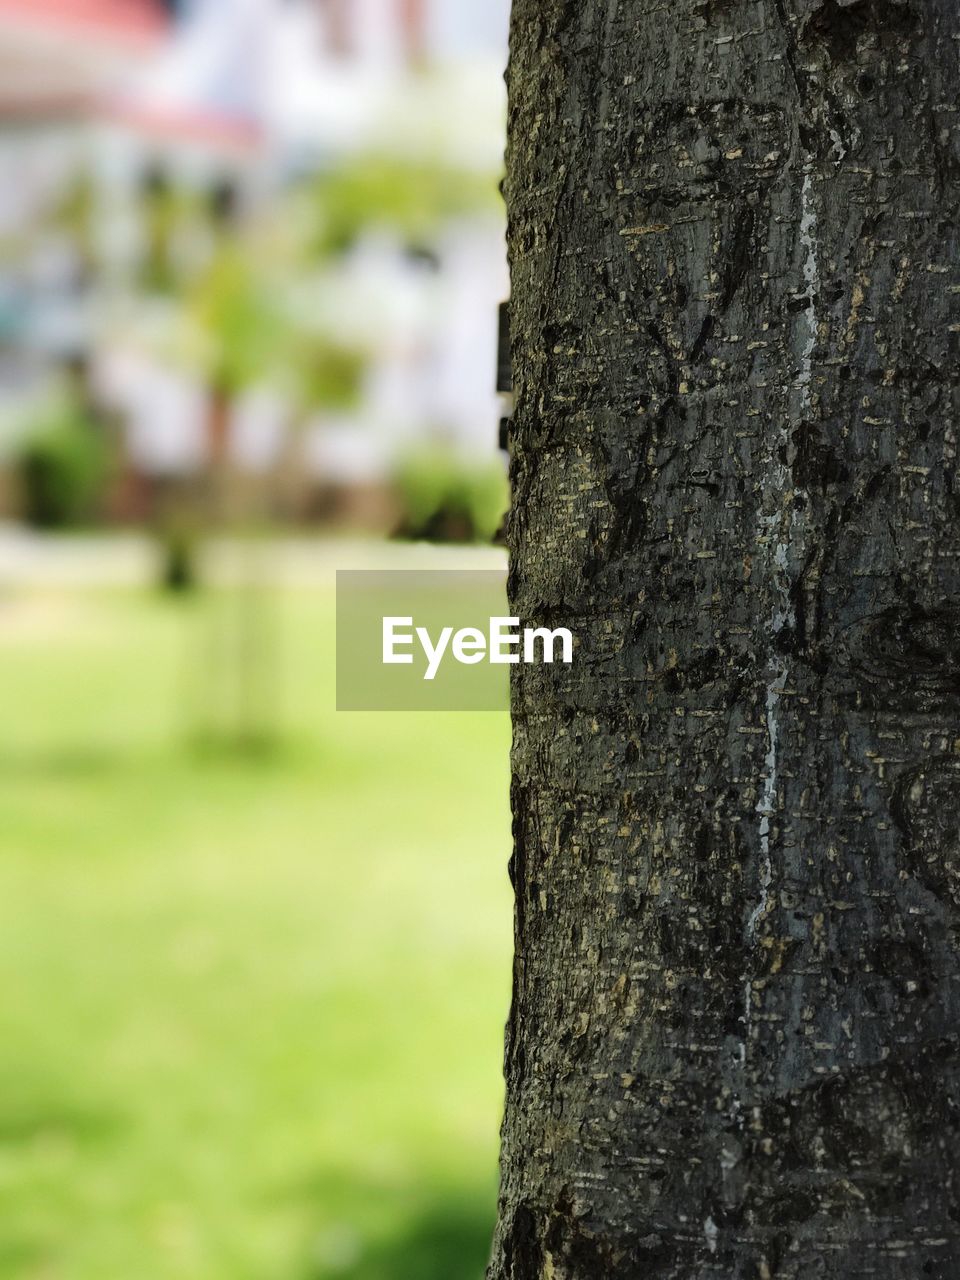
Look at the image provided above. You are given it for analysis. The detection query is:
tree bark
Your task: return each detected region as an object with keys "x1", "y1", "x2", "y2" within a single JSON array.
[{"x1": 492, "y1": 1, "x2": 960, "y2": 1277}]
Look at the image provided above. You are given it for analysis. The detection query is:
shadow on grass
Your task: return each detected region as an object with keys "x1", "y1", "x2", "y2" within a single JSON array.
[
  {"x1": 0, "y1": 745, "x2": 124, "y2": 779},
  {"x1": 0, "y1": 1069, "x2": 123, "y2": 1146},
  {"x1": 298, "y1": 1171, "x2": 495, "y2": 1280},
  {"x1": 0, "y1": 734, "x2": 311, "y2": 780},
  {"x1": 0, "y1": 1083, "x2": 124, "y2": 1278},
  {"x1": 0, "y1": 1236, "x2": 47, "y2": 1277}
]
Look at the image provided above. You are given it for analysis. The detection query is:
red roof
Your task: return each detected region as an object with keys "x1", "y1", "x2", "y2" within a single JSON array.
[
  {"x1": 0, "y1": 0, "x2": 168, "y2": 46},
  {"x1": 109, "y1": 101, "x2": 263, "y2": 154}
]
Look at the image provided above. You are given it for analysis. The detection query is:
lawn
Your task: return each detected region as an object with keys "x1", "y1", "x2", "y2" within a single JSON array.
[{"x1": 0, "y1": 573, "x2": 513, "y2": 1280}]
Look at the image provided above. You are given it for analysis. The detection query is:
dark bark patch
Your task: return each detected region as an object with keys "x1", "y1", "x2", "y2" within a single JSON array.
[
  {"x1": 758, "y1": 1184, "x2": 821, "y2": 1230},
  {"x1": 719, "y1": 203, "x2": 758, "y2": 314},
  {"x1": 692, "y1": 0, "x2": 739, "y2": 14},
  {"x1": 500, "y1": 1194, "x2": 678, "y2": 1280},
  {"x1": 791, "y1": 421, "x2": 851, "y2": 492},
  {"x1": 615, "y1": 99, "x2": 788, "y2": 209},
  {"x1": 654, "y1": 910, "x2": 745, "y2": 989},
  {"x1": 500, "y1": 1202, "x2": 543, "y2": 1279},
  {"x1": 838, "y1": 605, "x2": 960, "y2": 711},
  {"x1": 661, "y1": 646, "x2": 723, "y2": 694},
  {"x1": 687, "y1": 313, "x2": 715, "y2": 364},
  {"x1": 653, "y1": 823, "x2": 749, "y2": 988},
  {"x1": 778, "y1": 1068, "x2": 917, "y2": 1211},
  {"x1": 587, "y1": 437, "x2": 651, "y2": 564},
  {"x1": 801, "y1": 0, "x2": 920, "y2": 64},
  {"x1": 864, "y1": 933, "x2": 934, "y2": 1001},
  {"x1": 542, "y1": 1195, "x2": 673, "y2": 1279}
]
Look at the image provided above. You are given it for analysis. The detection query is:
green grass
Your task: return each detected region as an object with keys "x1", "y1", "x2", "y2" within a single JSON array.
[{"x1": 0, "y1": 581, "x2": 513, "y2": 1280}]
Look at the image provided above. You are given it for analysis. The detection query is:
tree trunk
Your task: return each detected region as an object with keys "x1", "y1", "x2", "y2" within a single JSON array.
[{"x1": 491, "y1": 2, "x2": 960, "y2": 1277}]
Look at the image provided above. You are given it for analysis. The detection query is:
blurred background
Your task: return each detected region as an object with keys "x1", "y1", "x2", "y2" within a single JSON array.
[{"x1": 0, "y1": 2, "x2": 513, "y2": 1277}]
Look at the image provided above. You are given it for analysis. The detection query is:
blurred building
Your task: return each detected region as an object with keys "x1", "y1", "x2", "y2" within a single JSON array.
[{"x1": 0, "y1": 0, "x2": 510, "y2": 528}]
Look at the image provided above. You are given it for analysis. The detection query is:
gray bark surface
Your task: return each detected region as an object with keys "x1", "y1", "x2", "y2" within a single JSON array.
[{"x1": 492, "y1": 1, "x2": 960, "y2": 1276}]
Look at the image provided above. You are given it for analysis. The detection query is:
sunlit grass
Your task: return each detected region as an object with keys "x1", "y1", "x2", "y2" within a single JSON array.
[{"x1": 0, "y1": 581, "x2": 512, "y2": 1280}]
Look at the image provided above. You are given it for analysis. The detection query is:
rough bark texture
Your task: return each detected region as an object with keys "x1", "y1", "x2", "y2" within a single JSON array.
[{"x1": 492, "y1": 1, "x2": 960, "y2": 1277}]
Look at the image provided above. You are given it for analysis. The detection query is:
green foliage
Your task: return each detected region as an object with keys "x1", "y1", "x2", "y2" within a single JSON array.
[
  {"x1": 53, "y1": 171, "x2": 97, "y2": 275},
  {"x1": 393, "y1": 449, "x2": 508, "y2": 544},
  {"x1": 188, "y1": 245, "x2": 291, "y2": 395},
  {"x1": 309, "y1": 155, "x2": 499, "y2": 255},
  {"x1": 16, "y1": 402, "x2": 109, "y2": 529},
  {"x1": 119, "y1": 152, "x2": 493, "y2": 418},
  {"x1": 138, "y1": 174, "x2": 213, "y2": 296},
  {"x1": 187, "y1": 241, "x2": 369, "y2": 411},
  {"x1": 290, "y1": 335, "x2": 367, "y2": 415}
]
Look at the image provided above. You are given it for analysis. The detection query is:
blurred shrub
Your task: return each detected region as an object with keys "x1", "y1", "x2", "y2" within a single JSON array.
[
  {"x1": 189, "y1": 245, "x2": 291, "y2": 396},
  {"x1": 186, "y1": 241, "x2": 368, "y2": 417},
  {"x1": 160, "y1": 523, "x2": 200, "y2": 593},
  {"x1": 291, "y1": 335, "x2": 367, "y2": 417},
  {"x1": 393, "y1": 450, "x2": 507, "y2": 544},
  {"x1": 16, "y1": 402, "x2": 109, "y2": 529},
  {"x1": 309, "y1": 155, "x2": 500, "y2": 255}
]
